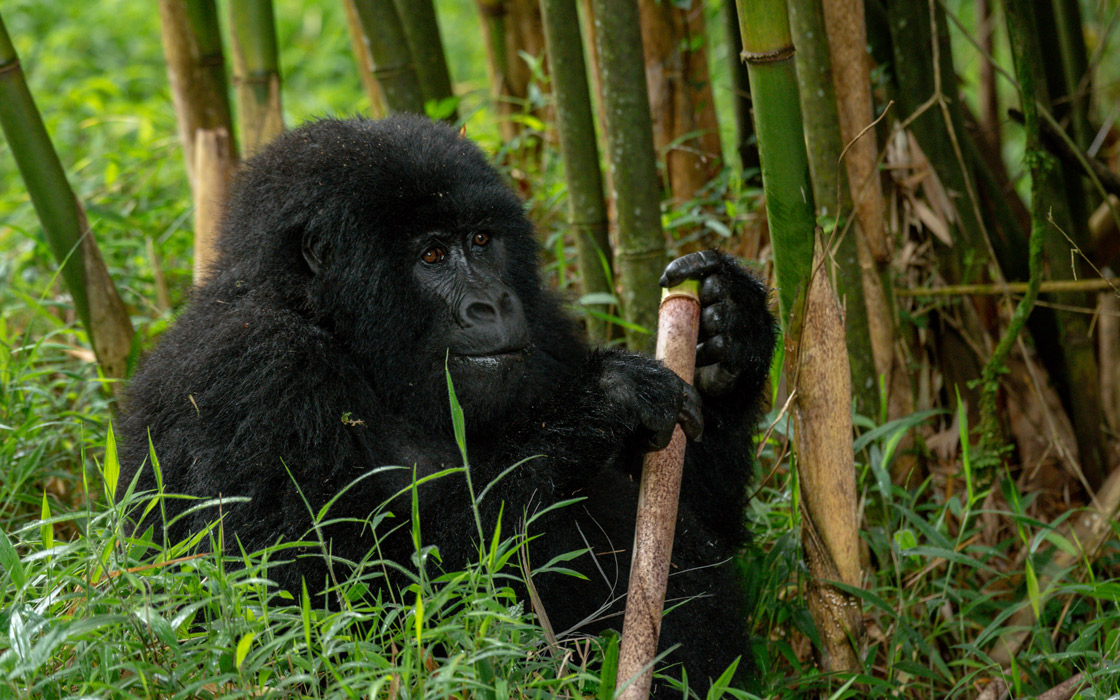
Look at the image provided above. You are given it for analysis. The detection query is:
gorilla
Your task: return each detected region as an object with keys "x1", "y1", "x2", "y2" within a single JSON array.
[{"x1": 118, "y1": 115, "x2": 775, "y2": 690}]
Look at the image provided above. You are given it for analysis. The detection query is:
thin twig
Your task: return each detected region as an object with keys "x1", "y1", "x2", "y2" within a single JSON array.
[{"x1": 896, "y1": 278, "x2": 1120, "y2": 297}]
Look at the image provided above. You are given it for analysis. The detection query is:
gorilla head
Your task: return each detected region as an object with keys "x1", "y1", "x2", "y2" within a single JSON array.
[
  {"x1": 120, "y1": 114, "x2": 775, "y2": 692},
  {"x1": 215, "y1": 116, "x2": 552, "y2": 425}
]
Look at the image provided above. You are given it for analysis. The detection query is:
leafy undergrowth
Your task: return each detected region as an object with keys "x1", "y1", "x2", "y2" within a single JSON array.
[{"x1": 1, "y1": 443, "x2": 621, "y2": 700}]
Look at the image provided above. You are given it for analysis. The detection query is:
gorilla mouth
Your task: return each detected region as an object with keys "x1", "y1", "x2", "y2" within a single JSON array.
[{"x1": 451, "y1": 346, "x2": 530, "y2": 363}]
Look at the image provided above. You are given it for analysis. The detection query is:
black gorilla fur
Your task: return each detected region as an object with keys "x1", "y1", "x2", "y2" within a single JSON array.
[{"x1": 119, "y1": 115, "x2": 776, "y2": 689}]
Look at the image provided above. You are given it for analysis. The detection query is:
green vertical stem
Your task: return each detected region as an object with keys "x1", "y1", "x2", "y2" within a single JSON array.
[
  {"x1": 591, "y1": 0, "x2": 665, "y2": 347},
  {"x1": 540, "y1": 0, "x2": 613, "y2": 343},
  {"x1": 788, "y1": 0, "x2": 878, "y2": 415},
  {"x1": 394, "y1": 0, "x2": 457, "y2": 121},
  {"x1": 229, "y1": 0, "x2": 284, "y2": 153},
  {"x1": 1051, "y1": 0, "x2": 1092, "y2": 151},
  {"x1": 1005, "y1": 1, "x2": 1107, "y2": 489},
  {"x1": 978, "y1": 0, "x2": 1048, "y2": 482},
  {"x1": 351, "y1": 0, "x2": 426, "y2": 114},
  {"x1": 1035, "y1": 0, "x2": 1093, "y2": 237},
  {"x1": 722, "y1": 0, "x2": 760, "y2": 180},
  {"x1": 0, "y1": 13, "x2": 134, "y2": 380},
  {"x1": 736, "y1": 0, "x2": 815, "y2": 328}
]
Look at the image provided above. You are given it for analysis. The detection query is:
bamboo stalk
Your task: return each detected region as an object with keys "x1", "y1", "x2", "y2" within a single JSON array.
[
  {"x1": 539, "y1": 0, "x2": 613, "y2": 343},
  {"x1": 977, "y1": 0, "x2": 1052, "y2": 484},
  {"x1": 787, "y1": 0, "x2": 879, "y2": 416},
  {"x1": 350, "y1": 0, "x2": 426, "y2": 114},
  {"x1": 736, "y1": 0, "x2": 814, "y2": 325},
  {"x1": 638, "y1": 0, "x2": 722, "y2": 203},
  {"x1": 342, "y1": 0, "x2": 385, "y2": 117},
  {"x1": 721, "y1": 1, "x2": 759, "y2": 178},
  {"x1": 158, "y1": 0, "x2": 237, "y2": 194},
  {"x1": 1006, "y1": 0, "x2": 1107, "y2": 489},
  {"x1": 591, "y1": 0, "x2": 666, "y2": 346},
  {"x1": 616, "y1": 282, "x2": 700, "y2": 700},
  {"x1": 823, "y1": 0, "x2": 916, "y2": 480},
  {"x1": 229, "y1": 0, "x2": 284, "y2": 153},
  {"x1": 1099, "y1": 293, "x2": 1119, "y2": 431},
  {"x1": 0, "y1": 12, "x2": 134, "y2": 381},
  {"x1": 193, "y1": 127, "x2": 232, "y2": 285},
  {"x1": 788, "y1": 244, "x2": 861, "y2": 673},
  {"x1": 395, "y1": 0, "x2": 457, "y2": 120},
  {"x1": 736, "y1": 0, "x2": 861, "y2": 673}
]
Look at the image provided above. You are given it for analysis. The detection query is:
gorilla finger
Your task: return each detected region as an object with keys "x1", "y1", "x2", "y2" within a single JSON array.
[
  {"x1": 647, "y1": 424, "x2": 676, "y2": 452},
  {"x1": 659, "y1": 249, "x2": 723, "y2": 287},
  {"x1": 700, "y1": 274, "x2": 728, "y2": 305},
  {"x1": 695, "y1": 335, "x2": 727, "y2": 366},
  {"x1": 701, "y1": 303, "x2": 727, "y2": 335},
  {"x1": 679, "y1": 383, "x2": 704, "y2": 441},
  {"x1": 696, "y1": 364, "x2": 740, "y2": 398}
]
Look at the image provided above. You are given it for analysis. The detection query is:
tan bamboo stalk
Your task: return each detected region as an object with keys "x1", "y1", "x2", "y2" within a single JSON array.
[
  {"x1": 539, "y1": 0, "x2": 614, "y2": 343},
  {"x1": 638, "y1": 0, "x2": 722, "y2": 203},
  {"x1": 193, "y1": 127, "x2": 232, "y2": 285},
  {"x1": 158, "y1": 0, "x2": 237, "y2": 194},
  {"x1": 820, "y1": 0, "x2": 915, "y2": 481},
  {"x1": 475, "y1": 0, "x2": 548, "y2": 143},
  {"x1": 1101, "y1": 293, "x2": 1119, "y2": 431},
  {"x1": 820, "y1": 0, "x2": 894, "y2": 356},
  {"x1": 592, "y1": 0, "x2": 666, "y2": 346},
  {"x1": 789, "y1": 245, "x2": 861, "y2": 673},
  {"x1": 229, "y1": 0, "x2": 284, "y2": 153},
  {"x1": 350, "y1": 0, "x2": 426, "y2": 114},
  {"x1": 821, "y1": 0, "x2": 885, "y2": 263},
  {"x1": 0, "y1": 13, "x2": 134, "y2": 382},
  {"x1": 616, "y1": 282, "x2": 700, "y2": 700},
  {"x1": 342, "y1": 0, "x2": 385, "y2": 116}
]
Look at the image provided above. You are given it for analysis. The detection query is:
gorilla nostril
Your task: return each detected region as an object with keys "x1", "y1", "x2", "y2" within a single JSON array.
[{"x1": 464, "y1": 300, "x2": 499, "y2": 324}]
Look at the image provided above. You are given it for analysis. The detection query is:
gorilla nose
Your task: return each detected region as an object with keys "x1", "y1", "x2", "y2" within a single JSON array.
[
  {"x1": 463, "y1": 290, "x2": 515, "y2": 326},
  {"x1": 453, "y1": 289, "x2": 530, "y2": 354}
]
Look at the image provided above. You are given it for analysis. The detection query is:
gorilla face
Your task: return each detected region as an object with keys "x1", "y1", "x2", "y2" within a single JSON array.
[
  {"x1": 251, "y1": 116, "x2": 543, "y2": 426},
  {"x1": 407, "y1": 226, "x2": 532, "y2": 406}
]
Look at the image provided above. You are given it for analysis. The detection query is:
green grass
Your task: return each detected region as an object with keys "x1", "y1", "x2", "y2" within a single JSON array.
[{"x1": 2, "y1": 1, "x2": 1119, "y2": 698}]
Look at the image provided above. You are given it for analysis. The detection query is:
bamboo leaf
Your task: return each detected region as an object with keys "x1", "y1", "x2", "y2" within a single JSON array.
[
  {"x1": 235, "y1": 631, "x2": 255, "y2": 670},
  {"x1": 39, "y1": 493, "x2": 53, "y2": 551}
]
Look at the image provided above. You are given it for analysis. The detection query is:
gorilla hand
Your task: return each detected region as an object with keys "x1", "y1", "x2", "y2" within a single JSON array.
[
  {"x1": 599, "y1": 350, "x2": 703, "y2": 451},
  {"x1": 660, "y1": 250, "x2": 772, "y2": 399}
]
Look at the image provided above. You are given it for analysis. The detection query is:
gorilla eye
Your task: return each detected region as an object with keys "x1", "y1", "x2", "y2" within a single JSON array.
[
  {"x1": 472, "y1": 232, "x2": 491, "y2": 247},
  {"x1": 421, "y1": 247, "x2": 446, "y2": 264}
]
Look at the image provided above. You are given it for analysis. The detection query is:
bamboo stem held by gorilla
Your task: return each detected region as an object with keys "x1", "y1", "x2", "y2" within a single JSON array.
[{"x1": 616, "y1": 280, "x2": 701, "y2": 700}]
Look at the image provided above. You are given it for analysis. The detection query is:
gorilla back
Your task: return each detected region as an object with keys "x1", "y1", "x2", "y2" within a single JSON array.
[{"x1": 119, "y1": 115, "x2": 775, "y2": 690}]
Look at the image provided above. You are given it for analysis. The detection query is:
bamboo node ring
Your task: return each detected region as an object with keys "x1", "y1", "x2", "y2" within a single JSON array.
[{"x1": 740, "y1": 46, "x2": 795, "y2": 64}]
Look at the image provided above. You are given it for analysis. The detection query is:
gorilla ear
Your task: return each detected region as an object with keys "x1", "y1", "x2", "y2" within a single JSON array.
[{"x1": 301, "y1": 231, "x2": 326, "y2": 275}]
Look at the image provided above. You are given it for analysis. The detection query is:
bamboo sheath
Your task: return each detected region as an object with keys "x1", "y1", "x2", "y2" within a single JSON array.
[{"x1": 616, "y1": 282, "x2": 701, "y2": 700}]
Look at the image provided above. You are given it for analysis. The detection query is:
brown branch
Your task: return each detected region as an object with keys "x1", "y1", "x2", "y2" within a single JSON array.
[{"x1": 896, "y1": 278, "x2": 1120, "y2": 297}]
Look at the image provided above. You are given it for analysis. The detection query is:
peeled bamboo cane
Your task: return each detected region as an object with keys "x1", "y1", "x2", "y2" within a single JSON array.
[{"x1": 616, "y1": 281, "x2": 700, "y2": 700}]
